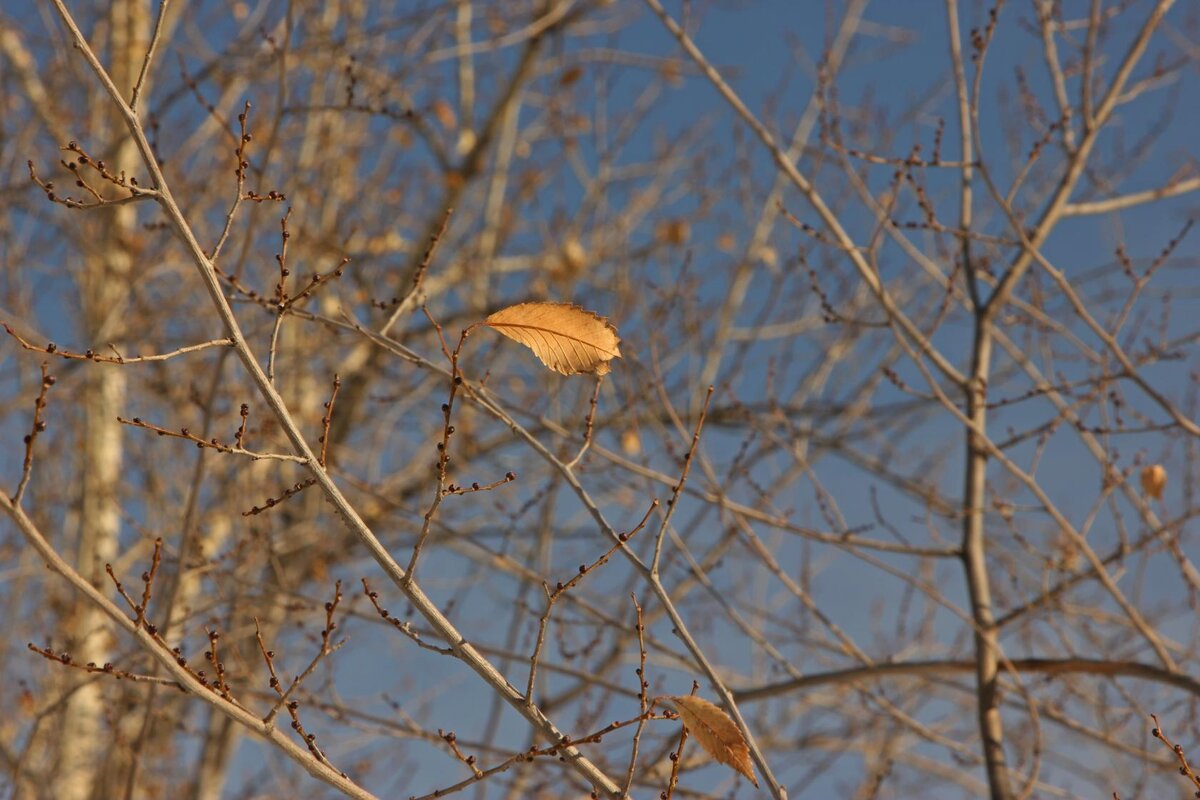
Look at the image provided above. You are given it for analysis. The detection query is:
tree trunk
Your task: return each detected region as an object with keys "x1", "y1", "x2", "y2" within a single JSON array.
[{"x1": 54, "y1": 4, "x2": 145, "y2": 798}]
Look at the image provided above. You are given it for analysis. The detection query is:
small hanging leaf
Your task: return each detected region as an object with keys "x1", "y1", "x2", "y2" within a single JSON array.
[
  {"x1": 560, "y1": 236, "x2": 588, "y2": 276},
  {"x1": 666, "y1": 695, "x2": 758, "y2": 787},
  {"x1": 559, "y1": 65, "x2": 584, "y2": 86},
  {"x1": 485, "y1": 302, "x2": 621, "y2": 376},
  {"x1": 431, "y1": 99, "x2": 457, "y2": 131},
  {"x1": 1141, "y1": 464, "x2": 1167, "y2": 500},
  {"x1": 655, "y1": 218, "x2": 690, "y2": 246},
  {"x1": 754, "y1": 245, "x2": 778, "y2": 268}
]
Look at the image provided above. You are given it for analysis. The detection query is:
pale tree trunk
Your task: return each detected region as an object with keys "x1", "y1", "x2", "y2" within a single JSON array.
[
  {"x1": 54, "y1": 4, "x2": 145, "y2": 799},
  {"x1": 188, "y1": 712, "x2": 238, "y2": 800}
]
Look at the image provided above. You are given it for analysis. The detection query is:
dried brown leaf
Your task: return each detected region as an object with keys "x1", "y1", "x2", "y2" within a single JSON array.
[
  {"x1": 655, "y1": 218, "x2": 690, "y2": 246},
  {"x1": 666, "y1": 695, "x2": 758, "y2": 787},
  {"x1": 1141, "y1": 464, "x2": 1167, "y2": 500},
  {"x1": 550, "y1": 236, "x2": 588, "y2": 281},
  {"x1": 660, "y1": 60, "x2": 683, "y2": 86},
  {"x1": 485, "y1": 302, "x2": 621, "y2": 376},
  {"x1": 431, "y1": 99, "x2": 457, "y2": 131},
  {"x1": 559, "y1": 65, "x2": 584, "y2": 86}
]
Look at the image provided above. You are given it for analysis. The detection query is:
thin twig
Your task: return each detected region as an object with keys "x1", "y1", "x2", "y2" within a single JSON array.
[
  {"x1": 651, "y1": 387, "x2": 713, "y2": 574},
  {"x1": 242, "y1": 478, "x2": 318, "y2": 516},
  {"x1": 319, "y1": 373, "x2": 340, "y2": 468},
  {"x1": 117, "y1": 416, "x2": 309, "y2": 463},
  {"x1": 1150, "y1": 714, "x2": 1200, "y2": 792},
  {"x1": 622, "y1": 593, "x2": 650, "y2": 794},
  {"x1": 662, "y1": 685, "x2": 695, "y2": 800},
  {"x1": 27, "y1": 644, "x2": 184, "y2": 690},
  {"x1": 565, "y1": 377, "x2": 602, "y2": 469},
  {"x1": 256, "y1": 582, "x2": 346, "y2": 771},
  {"x1": 12, "y1": 363, "x2": 53, "y2": 504},
  {"x1": 406, "y1": 316, "x2": 478, "y2": 580},
  {"x1": 210, "y1": 101, "x2": 253, "y2": 262},
  {"x1": 361, "y1": 579, "x2": 455, "y2": 656},
  {"x1": 380, "y1": 207, "x2": 452, "y2": 334},
  {"x1": 4, "y1": 324, "x2": 233, "y2": 364},
  {"x1": 525, "y1": 501, "x2": 657, "y2": 705},
  {"x1": 135, "y1": 538, "x2": 163, "y2": 628},
  {"x1": 267, "y1": 207, "x2": 294, "y2": 382},
  {"x1": 130, "y1": 0, "x2": 171, "y2": 110}
]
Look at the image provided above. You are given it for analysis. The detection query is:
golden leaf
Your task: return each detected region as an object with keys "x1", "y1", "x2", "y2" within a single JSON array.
[
  {"x1": 559, "y1": 65, "x2": 584, "y2": 86},
  {"x1": 666, "y1": 695, "x2": 758, "y2": 787},
  {"x1": 755, "y1": 245, "x2": 778, "y2": 268},
  {"x1": 1141, "y1": 464, "x2": 1167, "y2": 500},
  {"x1": 485, "y1": 302, "x2": 621, "y2": 376},
  {"x1": 655, "y1": 218, "x2": 690, "y2": 246},
  {"x1": 660, "y1": 60, "x2": 683, "y2": 86},
  {"x1": 431, "y1": 99, "x2": 457, "y2": 131},
  {"x1": 556, "y1": 236, "x2": 587, "y2": 279},
  {"x1": 456, "y1": 129, "x2": 477, "y2": 157}
]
